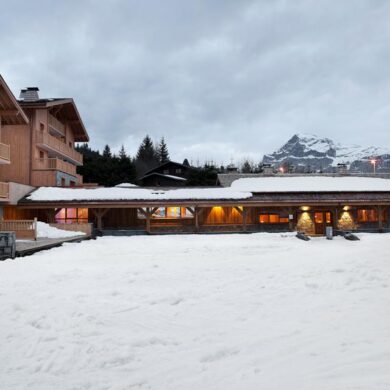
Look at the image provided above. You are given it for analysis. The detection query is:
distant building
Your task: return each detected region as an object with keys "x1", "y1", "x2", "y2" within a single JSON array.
[{"x1": 138, "y1": 161, "x2": 193, "y2": 187}]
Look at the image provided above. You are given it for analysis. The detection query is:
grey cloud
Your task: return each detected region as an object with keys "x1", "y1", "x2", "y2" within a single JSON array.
[{"x1": 1, "y1": 0, "x2": 390, "y2": 164}]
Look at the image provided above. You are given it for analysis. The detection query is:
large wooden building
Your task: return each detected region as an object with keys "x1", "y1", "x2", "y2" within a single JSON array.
[
  {"x1": 16, "y1": 176, "x2": 390, "y2": 236},
  {"x1": 0, "y1": 81, "x2": 89, "y2": 188}
]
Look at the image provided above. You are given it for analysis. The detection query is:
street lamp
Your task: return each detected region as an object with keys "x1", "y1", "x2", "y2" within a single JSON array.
[{"x1": 370, "y1": 159, "x2": 377, "y2": 174}]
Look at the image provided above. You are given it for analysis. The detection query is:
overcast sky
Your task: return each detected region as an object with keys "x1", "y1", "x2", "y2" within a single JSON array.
[{"x1": 1, "y1": 0, "x2": 390, "y2": 165}]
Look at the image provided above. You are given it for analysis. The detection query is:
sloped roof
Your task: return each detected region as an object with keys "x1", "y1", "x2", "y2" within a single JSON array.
[{"x1": 0, "y1": 75, "x2": 29, "y2": 125}]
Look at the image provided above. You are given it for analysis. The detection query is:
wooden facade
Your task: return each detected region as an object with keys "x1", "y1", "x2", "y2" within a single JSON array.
[
  {"x1": 0, "y1": 81, "x2": 89, "y2": 188},
  {"x1": 16, "y1": 190, "x2": 390, "y2": 236}
]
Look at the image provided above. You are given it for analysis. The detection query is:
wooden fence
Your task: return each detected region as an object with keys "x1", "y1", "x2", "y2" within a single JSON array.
[{"x1": 0, "y1": 218, "x2": 37, "y2": 240}]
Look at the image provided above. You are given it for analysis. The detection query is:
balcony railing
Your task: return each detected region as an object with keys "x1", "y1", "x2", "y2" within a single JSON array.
[
  {"x1": 33, "y1": 158, "x2": 77, "y2": 177},
  {"x1": 0, "y1": 182, "x2": 9, "y2": 199},
  {"x1": 36, "y1": 131, "x2": 83, "y2": 165},
  {"x1": 48, "y1": 114, "x2": 66, "y2": 135},
  {"x1": 0, "y1": 142, "x2": 10, "y2": 164}
]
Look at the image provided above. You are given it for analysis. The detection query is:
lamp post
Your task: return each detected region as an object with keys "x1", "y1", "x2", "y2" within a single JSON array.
[{"x1": 370, "y1": 159, "x2": 377, "y2": 174}]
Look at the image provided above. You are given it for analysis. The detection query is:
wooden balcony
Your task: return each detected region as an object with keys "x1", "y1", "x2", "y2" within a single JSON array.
[
  {"x1": 48, "y1": 114, "x2": 66, "y2": 136},
  {"x1": 0, "y1": 142, "x2": 10, "y2": 164},
  {"x1": 0, "y1": 182, "x2": 9, "y2": 199},
  {"x1": 33, "y1": 158, "x2": 77, "y2": 177},
  {"x1": 36, "y1": 131, "x2": 83, "y2": 165}
]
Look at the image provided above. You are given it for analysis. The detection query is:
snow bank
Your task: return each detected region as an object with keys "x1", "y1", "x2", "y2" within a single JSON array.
[
  {"x1": 231, "y1": 175, "x2": 390, "y2": 192},
  {"x1": 27, "y1": 186, "x2": 252, "y2": 202},
  {"x1": 115, "y1": 183, "x2": 138, "y2": 188},
  {"x1": 0, "y1": 233, "x2": 389, "y2": 389},
  {"x1": 36, "y1": 221, "x2": 85, "y2": 238}
]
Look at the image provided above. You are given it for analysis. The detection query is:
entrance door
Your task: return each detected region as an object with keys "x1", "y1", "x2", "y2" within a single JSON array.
[{"x1": 314, "y1": 211, "x2": 332, "y2": 235}]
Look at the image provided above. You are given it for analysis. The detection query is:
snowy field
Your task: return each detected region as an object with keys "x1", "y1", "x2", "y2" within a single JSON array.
[{"x1": 1, "y1": 233, "x2": 390, "y2": 390}]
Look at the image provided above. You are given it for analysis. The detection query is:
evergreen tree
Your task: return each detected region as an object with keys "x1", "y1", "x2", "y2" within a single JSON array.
[
  {"x1": 102, "y1": 144, "x2": 112, "y2": 158},
  {"x1": 156, "y1": 137, "x2": 170, "y2": 164},
  {"x1": 135, "y1": 135, "x2": 159, "y2": 177},
  {"x1": 119, "y1": 144, "x2": 127, "y2": 159},
  {"x1": 241, "y1": 160, "x2": 253, "y2": 173},
  {"x1": 182, "y1": 158, "x2": 190, "y2": 167},
  {"x1": 186, "y1": 163, "x2": 218, "y2": 186}
]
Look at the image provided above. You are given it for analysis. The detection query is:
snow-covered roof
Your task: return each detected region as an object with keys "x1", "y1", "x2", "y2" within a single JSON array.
[
  {"x1": 141, "y1": 173, "x2": 187, "y2": 181},
  {"x1": 231, "y1": 176, "x2": 390, "y2": 192},
  {"x1": 115, "y1": 183, "x2": 138, "y2": 188},
  {"x1": 26, "y1": 187, "x2": 252, "y2": 202}
]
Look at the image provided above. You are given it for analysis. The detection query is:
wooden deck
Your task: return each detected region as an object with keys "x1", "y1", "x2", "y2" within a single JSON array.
[{"x1": 16, "y1": 235, "x2": 90, "y2": 257}]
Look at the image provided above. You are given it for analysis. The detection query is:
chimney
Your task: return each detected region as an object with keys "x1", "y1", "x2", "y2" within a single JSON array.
[
  {"x1": 337, "y1": 163, "x2": 348, "y2": 175},
  {"x1": 20, "y1": 87, "x2": 39, "y2": 101}
]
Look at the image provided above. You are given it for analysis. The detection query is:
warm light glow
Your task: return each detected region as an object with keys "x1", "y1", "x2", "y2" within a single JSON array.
[
  {"x1": 370, "y1": 159, "x2": 376, "y2": 165},
  {"x1": 279, "y1": 167, "x2": 284, "y2": 173},
  {"x1": 343, "y1": 205, "x2": 350, "y2": 211},
  {"x1": 300, "y1": 206, "x2": 310, "y2": 211}
]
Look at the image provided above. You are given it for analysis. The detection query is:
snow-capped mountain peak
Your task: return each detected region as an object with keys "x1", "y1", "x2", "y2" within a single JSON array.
[{"x1": 263, "y1": 133, "x2": 390, "y2": 172}]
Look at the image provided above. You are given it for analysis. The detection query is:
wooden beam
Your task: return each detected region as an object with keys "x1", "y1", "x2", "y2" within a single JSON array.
[
  {"x1": 0, "y1": 109, "x2": 18, "y2": 116},
  {"x1": 378, "y1": 205, "x2": 383, "y2": 231},
  {"x1": 242, "y1": 207, "x2": 248, "y2": 232},
  {"x1": 194, "y1": 207, "x2": 204, "y2": 233},
  {"x1": 90, "y1": 208, "x2": 109, "y2": 229},
  {"x1": 288, "y1": 207, "x2": 294, "y2": 231}
]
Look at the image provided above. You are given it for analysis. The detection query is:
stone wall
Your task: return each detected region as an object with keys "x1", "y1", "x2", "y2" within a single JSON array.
[
  {"x1": 297, "y1": 212, "x2": 315, "y2": 234},
  {"x1": 337, "y1": 211, "x2": 357, "y2": 231}
]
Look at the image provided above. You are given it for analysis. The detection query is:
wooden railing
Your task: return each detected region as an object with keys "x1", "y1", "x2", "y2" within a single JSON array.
[
  {"x1": 0, "y1": 182, "x2": 9, "y2": 198},
  {"x1": 36, "y1": 131, "x2": 83, "y2": 165},
  {"x1": 48, "y1": 114, "x2": 66, "y2": 135},
  {"x1": 0, "y1": 218, "x2": 37, "y2": 240},
  {"x1": 33, "y1": 158, "x2": 77, "y2": 176},
  {"x1": 0, "y1": 142, "x2": 10, "y2": 163}
]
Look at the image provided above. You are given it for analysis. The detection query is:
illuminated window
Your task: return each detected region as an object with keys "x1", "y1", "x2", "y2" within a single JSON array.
[
  {"x1": 314, "y1": 212, "x2": 324, "y2": 224},
  {"x1": 55, "y1": 208, "x2": 88, "y2": 224},
  {"x1": 259, "y1": 214, "x2": 288, "y2": 224},
  {"x1": 357, "y1": 209, "x2": 381, "y2": 222},
  {"x1": 166, "y1": 207, "x2": 181, "y2": 218}
]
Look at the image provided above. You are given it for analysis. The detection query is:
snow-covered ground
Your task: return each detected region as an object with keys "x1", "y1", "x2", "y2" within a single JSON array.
[
  {"x1": 36, "y1": 221, "x2": 86, "y2": 239},
  {"x1": 1, "y1": 233, "x2": 389, "y2": 390}
]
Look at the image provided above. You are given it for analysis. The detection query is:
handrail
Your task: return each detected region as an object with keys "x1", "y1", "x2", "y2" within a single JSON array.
[
  {"x1": 0, "y1": 218, "x2": 37, "y2": 240},
  {"x1": 48, "y1": 114, "x2": 65, "y2": 135},
  {"x1": 33, "y1": 158, "x2": 77, "y2": 176},
  {"x1": 36, "y1": 131, "x2": 83, "y2": 164}
]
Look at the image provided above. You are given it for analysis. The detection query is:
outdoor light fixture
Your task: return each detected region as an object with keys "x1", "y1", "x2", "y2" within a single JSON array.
[
  {"x1": 343, "y1": 206, "x2": 350, "y2": 211},
  {"x1": 301, "y1": 206, "x2": 310, "y2": 211},
  {"x1": 370, "y1": 159, "x2": 377, "y2": 174}
]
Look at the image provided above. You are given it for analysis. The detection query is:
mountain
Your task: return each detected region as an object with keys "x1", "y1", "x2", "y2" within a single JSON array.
[{"x1": 262, "y1": 133, "x2": 390, "y2": 173}]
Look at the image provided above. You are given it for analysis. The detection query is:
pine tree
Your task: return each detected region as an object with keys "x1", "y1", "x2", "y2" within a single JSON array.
[
  {"x1": 241, "y1": 160, "x2": 253, "y2": 173},
  {"x1": 119, "y1": 144, "x2": 127, "y2": 159},
  {"x1": 102, "y1": 144, "x2": 112, "y2": 158},
  {"x1": 156, "y1": 137, "x2": 170, "y2": 164},
  {"x1": 182, "y1": 158, "x2": 190, "y2": 167},
  {"x1": 136, "y1": 135, "x2": 156, "y2": 162}
]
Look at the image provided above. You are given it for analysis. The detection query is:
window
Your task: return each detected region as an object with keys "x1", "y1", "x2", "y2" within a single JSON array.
[
  {"x1": 40, "y1": 122, "x2": 44, "y2": 131},
  {"x1": 357, "y1": 209, "x2": 380, "y2": 222},
  {"x1": 175, "y1": 168, "x2": 182, "y2": 174},
  {"x1": 163, "y1": 169, "x2": 169, "y2": 174},
  {"x1": 39, "y1": 151, "x2": 44, "y2": 159},
  {"x1": 69, "y1": 142, "x2": 72, "y2": 148},
  {"x1": 259, "y1": 214, "x2": 289, "y2": 224},
  {"x1": 61, "y1": 178, "x2": 66, "y2": 187},
  {"x1": 55, "y1": 208, "x2": 88, "y2": 224},
  {"x1": 137, "y1": 207, "x2": 194, "y2": 219}
]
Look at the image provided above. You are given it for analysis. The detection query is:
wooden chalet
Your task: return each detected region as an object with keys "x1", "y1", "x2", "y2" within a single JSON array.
[
  {"x1": 138, "y1": 161, "x2": 193, "y2": 187},
  {"x1": 15, "y1": 177, "x2": 390, "y2": 236},
  {"x1": 0, "y1": 84, "x2": 89, "y2": 188}
]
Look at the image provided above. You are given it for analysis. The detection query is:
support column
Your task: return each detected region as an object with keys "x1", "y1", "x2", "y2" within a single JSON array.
[
  {"x1": 288, "y1": 207, "x2": 294, "y2": 231},
  {"x1": 90, "y1": 208, "x2": 109, "y2": 230},
  {"x1": 378, "y1": 205, "x2": 383, "y2": 231},
  {"x1": 194, "y1": 207, "x2": 204, "y2": 233},
  {"x1": 242, "y1": 207, "x2": 248, "y2": 232}
]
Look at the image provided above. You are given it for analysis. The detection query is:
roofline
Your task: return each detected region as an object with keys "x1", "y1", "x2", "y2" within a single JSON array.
[
  {"x1": 0, "y1": 74, "x2": 29, "y2": 124},
  {"x1": 143, "y1": 161, "x2": 192, "y2": 176},
  {"x1": 19, "y1": 98, "x2": 89, "y2": 142},
  {"x1": 139, "y1": 172, "x2": 187, "y2": 181}
]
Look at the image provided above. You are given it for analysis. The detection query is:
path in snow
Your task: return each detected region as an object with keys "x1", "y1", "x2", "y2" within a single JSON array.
[{"x1": 0, "y1": 233, "x2": 389, "y2": 390}]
